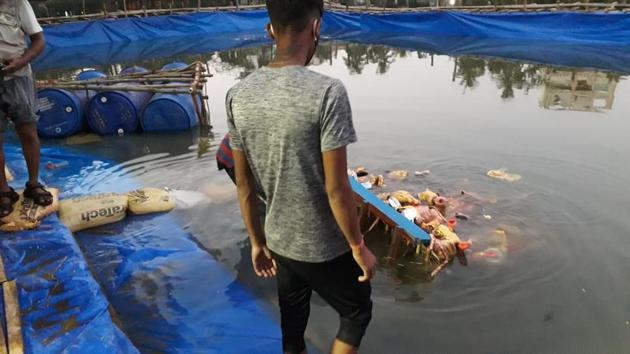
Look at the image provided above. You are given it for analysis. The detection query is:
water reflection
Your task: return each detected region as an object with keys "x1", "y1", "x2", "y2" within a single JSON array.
[
  {"x1": 209, "y1": 42, "x2": 624, "y2": 111},
  {"x1": 540, "y1": 69, "x2": 620, "y2": 112},
  {"x1": 39, "y1": 41, "x2": 626, "y2": 113}
]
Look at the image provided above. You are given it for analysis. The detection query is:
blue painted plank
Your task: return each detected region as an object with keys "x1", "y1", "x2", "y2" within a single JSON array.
[{"x1": 349, "y1": 177, "x2": 431, "y2": 245}]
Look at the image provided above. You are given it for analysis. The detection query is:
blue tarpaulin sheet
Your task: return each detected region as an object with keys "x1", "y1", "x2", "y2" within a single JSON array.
[
  {"x1": 2, "y1": 143, "x2": 282, "y2": 353},
  {"x1": 1, "y1": 146, "x2": 138, "y2": 354},
  {"x1": 35, "y1": 10, "x2": 630, "y2": 73}
]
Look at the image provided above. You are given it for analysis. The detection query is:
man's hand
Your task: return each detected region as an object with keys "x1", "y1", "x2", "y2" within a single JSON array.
[
  {"x1": 351, "y1": 240, "x2": 377, "y2": 282},
  {"x1": 251, "y1": 245, "x2": 277, "y2": 278},
  {"x1": 2, "y1": 58, "x2": 27, "y2": 75}
]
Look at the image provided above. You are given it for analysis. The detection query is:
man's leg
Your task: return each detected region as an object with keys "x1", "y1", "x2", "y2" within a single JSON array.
[
  {"x1": 15, "y1": 123, "x2": 40, "y2": 186},
  {"x1": 0, "y1": 132, "x2": 9, "y2": 192},
  {"x1": 272, "y1": 251, "x2": 313, "y2": 354},
  {"x1": 309, "y1": 252, "x2": 373, "y2": 354}
]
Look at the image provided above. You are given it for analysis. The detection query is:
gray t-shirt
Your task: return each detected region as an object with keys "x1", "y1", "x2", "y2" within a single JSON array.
[{"x1": 226, "y1": 65, "x2": 357, "y2": 263}]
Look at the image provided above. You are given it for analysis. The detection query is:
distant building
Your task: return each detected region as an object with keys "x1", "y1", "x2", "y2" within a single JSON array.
[{"x1": 539, "y1": 69, "x2": 618, "y2": 112}]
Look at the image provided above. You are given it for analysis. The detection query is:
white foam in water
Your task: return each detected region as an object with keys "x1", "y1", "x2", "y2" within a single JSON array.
[{"x1": 169, "y1": 189, "x2": 212, "y2": 209}]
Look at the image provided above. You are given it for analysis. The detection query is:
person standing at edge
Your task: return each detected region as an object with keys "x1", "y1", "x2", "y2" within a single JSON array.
[
  {"x1": 226, "y1": 1, "x2": 377, "y2": 353},
  {"x1": 0, "y1": 0, "x2": 52, "y2": 217}
]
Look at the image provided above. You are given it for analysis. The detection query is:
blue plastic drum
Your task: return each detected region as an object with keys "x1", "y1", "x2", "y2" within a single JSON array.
[
  {"x1": 161, "y1": 62, "x2": 188, "y2": 71},
  {"x1": 76, "y1": 70, "x2": 107, "y2": 81},
  {"x1": 87, "y1": 90, "x2": 153, "y2": 135},
  {"x1": 36, "y1": 70, "x2": 108, "y2": 138},
  {"x1": 36, "y1": 89, "x2": 85, "y2": 138},
  {"x1": 141, "y1": 93, "x2": 200, "y2": 132}
]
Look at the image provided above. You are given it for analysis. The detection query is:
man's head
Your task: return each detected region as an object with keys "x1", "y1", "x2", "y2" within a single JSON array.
[{"x1": 266, "y1": 0, "x2": 323, "y2": 38}]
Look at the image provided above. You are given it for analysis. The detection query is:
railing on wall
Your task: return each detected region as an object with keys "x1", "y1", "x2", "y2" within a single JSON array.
[{"x1": 30, "y1": 0, "x2": 630, "y2": 24}]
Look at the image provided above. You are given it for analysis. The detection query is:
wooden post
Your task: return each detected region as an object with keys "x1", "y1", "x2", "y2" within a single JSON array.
[
  {"x1": 366, "y1": 0, "x2": 370, "y2": 10},
  {"x1": 82, "y1": 0, "x2": 86, "y2": 15},
  {"x1": 123, "y1": 0, "x2": 128, "y2": 16},
  {"x1": 4, "y1": 281, "x2": 24, "y2": 354},
  {"x1": 383, "y1": 0, "x2": 387, "y2": 10},
  {"x1": 197, "y1": 0, "x2": 201, "y2": 11}
]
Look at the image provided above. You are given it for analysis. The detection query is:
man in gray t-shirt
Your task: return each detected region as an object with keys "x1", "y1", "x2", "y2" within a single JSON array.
[{"x1": 227, "y1": 1, "x2": 376, "y2": 353}]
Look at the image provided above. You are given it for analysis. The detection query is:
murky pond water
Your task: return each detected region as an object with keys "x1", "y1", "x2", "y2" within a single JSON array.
[{"x1": 37, "y1": 42, "x2": 630, "y2": 353}]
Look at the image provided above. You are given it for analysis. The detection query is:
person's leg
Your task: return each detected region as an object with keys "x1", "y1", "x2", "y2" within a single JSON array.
[
  {"x1": 308, "y1": 252, "x2": 373, "y2": 354},
  {"x1": 12, "y1": 76, "x2": 52, "y2": 206},
  {"x1": 273, "y1": 251, "x2": 313, "y2": 354},
  {"x1": 0, "y1": 129, "x2": 18, "y2": 217},
  {"x1": 15, "y1": 123, "x2": 40, "y2": 186},
  {"x1": 0, "y1": 132, "x2": 8, "y2": 191}
]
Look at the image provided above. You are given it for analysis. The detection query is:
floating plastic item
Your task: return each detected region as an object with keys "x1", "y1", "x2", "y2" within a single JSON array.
[
  {"x1": 487, "y1": 168, "x2": 522, "y2": 182},
  {"x1": 414, "y1": 170, "x2": 430, "y2": 176},
  {"x1": 141, "y1": 92, "x2": 200, "y2": 132},
  {"x1": 87, "y1": 89, "x2": 152, "y2": 134},
  {"x1": 388, "y1": 197, "x2": 402, "y2": 210},
  {"x1": 483, "y1": 214, "x2": 493, "y2": 220}
]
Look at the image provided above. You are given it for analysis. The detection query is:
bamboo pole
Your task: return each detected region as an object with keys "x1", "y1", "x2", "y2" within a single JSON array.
[{"x1": 3, "y1": 281, "x2": 24, "y2": 354}]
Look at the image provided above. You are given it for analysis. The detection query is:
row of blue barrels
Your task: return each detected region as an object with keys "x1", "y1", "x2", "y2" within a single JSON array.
[{"x1": 36, "y1": 62, "x2": 201, "y2": 137}]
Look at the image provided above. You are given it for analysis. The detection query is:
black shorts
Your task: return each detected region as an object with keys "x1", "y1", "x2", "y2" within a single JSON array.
[{"x1": 271, "y1": 251, "x2": 372, "y2": 354}]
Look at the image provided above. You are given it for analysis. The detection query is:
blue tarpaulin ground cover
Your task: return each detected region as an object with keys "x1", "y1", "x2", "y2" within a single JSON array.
[{"x1": 2, "y1": 144, "x2": 282, "y2": 353}]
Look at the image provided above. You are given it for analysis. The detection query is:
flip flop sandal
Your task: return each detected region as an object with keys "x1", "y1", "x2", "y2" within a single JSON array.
[
  {"x1": 24, "y1": 182, "x2": 53, "y2": 207},
  {"x1": 0, "y1": 188, "x2": 20, "y2": 218}
]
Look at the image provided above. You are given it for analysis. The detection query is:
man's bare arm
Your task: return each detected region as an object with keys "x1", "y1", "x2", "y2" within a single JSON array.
[
  {"x1": 322, "y1": 146, "x2": 362, "y2": 246},
  {"x1": 323, "y1": 146, "x2": 376, "y2": 282},
  {"x1": 234, "y1": 149, "x2": 265, "y2": 248}
]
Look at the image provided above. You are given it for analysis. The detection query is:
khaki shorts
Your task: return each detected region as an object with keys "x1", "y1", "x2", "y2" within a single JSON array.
[{"x1": 0, "y1": 74, "x2": 39, "y2": 132}]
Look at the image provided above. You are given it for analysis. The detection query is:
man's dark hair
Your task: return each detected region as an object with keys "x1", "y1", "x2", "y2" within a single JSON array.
[{"x1": 266, "y1": 0, "x2": 323, "y2": 33}]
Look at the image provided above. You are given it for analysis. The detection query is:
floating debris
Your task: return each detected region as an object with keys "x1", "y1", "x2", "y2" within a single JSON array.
[
  {"x1": 388, "y1": 170, "x2": 408, "y2": 180},
  {"x1": 455, "y1": 212, "x2": 470, "y2": 221},
  {"x1": 64, "y1": 133, "x2": 102, "y2": 145},
  {"x1": 414, "y1": 170, "x2": 430, "y2": 177},
  {"x1": 46, "y1": 161, "x2": 69, "y2": 170},
  {"x1": 483, "y1": 214, "x2": 493, "y2": 220},
  {"x1": 487, "y1": 168, "x2": 522, "y2": 182},
  {"x1": 390, "y1": 190, "x2": 419, "y2": 206},
  {"x1": 371, "y1": 175, "x2": 385, "y2": 187}
]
